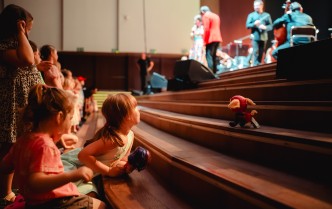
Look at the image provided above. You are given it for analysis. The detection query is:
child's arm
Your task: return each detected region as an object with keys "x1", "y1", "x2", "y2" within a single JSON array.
[
  {"x1": 28, "y1": 166, "x2": 93, "y2": 193},
  {"x1": 0, "y1": 147, "x2": 16, "y2": 198},
  {"x1": 78, "y1": 138, "x2": 126, "y2": 177},
  {"x1": 0, "y1": 172, "x2": 14, "y2": 199}
]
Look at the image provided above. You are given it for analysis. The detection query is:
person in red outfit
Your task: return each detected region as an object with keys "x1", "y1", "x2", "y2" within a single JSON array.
[{"x1": 200, "y1": 6, "x2": 223, "y2": 74}]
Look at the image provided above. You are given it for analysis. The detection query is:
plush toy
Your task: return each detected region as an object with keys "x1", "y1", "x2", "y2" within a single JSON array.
[
  {"x1": 125, "y1": 146, "x2": 152, "y2": 173},
  {"x1": 228, "y1": 95, "x2": 260, "y2": 128}
]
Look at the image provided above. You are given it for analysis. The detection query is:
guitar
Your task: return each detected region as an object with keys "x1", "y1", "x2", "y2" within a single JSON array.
[
  {"x1": 274, "y1": 0, "x2": 291, "y2": 46},
  {"x1": 256, "y1": 14, "x2": 271, "y2": 32}
]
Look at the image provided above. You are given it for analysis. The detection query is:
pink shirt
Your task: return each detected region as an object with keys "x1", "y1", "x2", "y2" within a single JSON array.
[
  {"x1": 3, "y1": 133, "x2": 80, "y2": 205},
  {"x1": 43, "y1": 65, "x2": 63, "y2": 88}
]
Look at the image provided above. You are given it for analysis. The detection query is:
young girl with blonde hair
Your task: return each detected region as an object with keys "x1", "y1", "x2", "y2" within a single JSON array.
[
  {"x1": 61, "y1": 93, "x2": 151, "y2": 198},
  {"x1": 0, "y1": 84, "x2": 106, "y2": 209}
]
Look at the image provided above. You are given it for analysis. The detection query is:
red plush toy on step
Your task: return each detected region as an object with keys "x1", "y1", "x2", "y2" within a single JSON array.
[{"x1": 228, "y1": 95, "x2": 260, "y2": 128}]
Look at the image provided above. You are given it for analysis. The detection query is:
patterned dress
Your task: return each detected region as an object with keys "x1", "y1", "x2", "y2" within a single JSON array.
[
  {"x1": 189, "y1": 24, "x2": 205, "y2": 64},
  {"x1": 0, "y1": 37, "x2": 44, "y2": 143}
]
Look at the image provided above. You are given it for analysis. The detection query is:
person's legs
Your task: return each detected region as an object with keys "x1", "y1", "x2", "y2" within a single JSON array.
[
  {"x1": 211, "y1": 42, "x2": 219, "y2": 73},
  {"x1": 140, "y1": 74, "x2": 146, "y2": 92},
  {"x1": 252, "y1": 40, "x2": 260, "y2": 66},
  {"x1": 272, "y1": 42, "x2": 290, "y2": 60},
  {"x1": 205, "y1": 43, "x2": 213, "y2": 70},
  {"x1": 257, "y1": 40, "x2": 266, "y2": 65}
]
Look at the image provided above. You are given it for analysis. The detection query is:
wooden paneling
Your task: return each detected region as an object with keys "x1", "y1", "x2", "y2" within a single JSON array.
[{"x1": 58, "y1": 52, "x2": 181, "y2": 91}]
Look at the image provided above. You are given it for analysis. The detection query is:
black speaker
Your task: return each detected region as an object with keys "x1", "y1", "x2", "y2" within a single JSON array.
[
  {"x1": 167, "y1": 78, "x2": 198, "y2": 91},
  {"x1": 276, "y1": 38, "x2": 332, "y2": 80},
  {"x1": 174, "y1": 60, "x2": 216, "y2": 83},
  {"x1": 150, "y1": 72, "x2": 168, "y2": 89}
]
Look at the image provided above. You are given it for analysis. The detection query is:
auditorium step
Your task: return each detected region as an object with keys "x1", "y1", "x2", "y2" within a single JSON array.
[
  {"x1": 103, "y1": 166, "x2": 196, "y2": 209},
  {"x1": 137, "y1": 106, "x2": 332, "y2": 184},
  {"x1": 136, "y1": 100, "x2": 332, "y2": 133},
  {"x1": 199, "y1": 62, "x2": 277, "y2": 89},
  {"x1": 139, "y1": 78, "x2": 332, "y2": 102},
  {"x1": 132, "y1": 120, "x2": 332, "y2": 209}
]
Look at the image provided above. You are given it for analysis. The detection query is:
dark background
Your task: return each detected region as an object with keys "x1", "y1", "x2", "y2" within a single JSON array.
[{"x1": 218, "y1": 0, "x2": 331, "y2": 49}]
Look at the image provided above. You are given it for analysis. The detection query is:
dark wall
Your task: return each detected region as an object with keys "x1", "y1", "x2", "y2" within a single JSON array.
[
  {"x1": 58, "y1": 52, "x2": 181, "y2": 91},
  {"x1": 219, "y1": 0, "x2": 331, "y2": 49},
  {"x1": 266, "y1": 0, "x2": 331, "y2": 41}
]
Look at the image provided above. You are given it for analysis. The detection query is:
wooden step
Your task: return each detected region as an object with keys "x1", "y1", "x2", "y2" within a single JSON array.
[
  {"x1": 199, "y1": 64, "x2": 277, "y2": 89},
  {"x1": 132, "y1": 121, "x2": 332, "y2": 209},
  {"x1": 136, "y1": 100, "x2": 332, "y2": 133},
  {"x1": 138, "y1": 106, "x2": 332, "y2": 183},
  {"x1": 136, "y1": 78, "x2": 332, "y2": 102},
  {"x1": 103, "y1": 167, "x2": 196, "y2": 209}
]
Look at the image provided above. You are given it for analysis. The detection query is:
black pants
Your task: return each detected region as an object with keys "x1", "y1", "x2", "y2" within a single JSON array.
[
  {"x1": 205, "y1": 42, "x2": 220, "y2": 74},
  {"x1": 252, "y1": 40, "x2": 267, "y2": 66}
]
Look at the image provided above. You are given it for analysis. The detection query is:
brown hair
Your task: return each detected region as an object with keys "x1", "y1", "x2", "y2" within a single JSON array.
[
  {"x1": 40, "y1": 44, "x2": 56, "y2": 61},
  {"x1": 86, "y1": 93, "x2": 137, "y2": 147},
  {"x1": 0, "y1": 4, "x2": 33, "y2": 39}
]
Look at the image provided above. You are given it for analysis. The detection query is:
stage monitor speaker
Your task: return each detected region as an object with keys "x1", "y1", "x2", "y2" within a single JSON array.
[
  {"x1": 167, "y1": 78, "x2": 198, "y2": 91},
  {"x1": 174, "y1": 60, "x2": 216, "y2": 84},
  {"x1": 150, "y1": 72, "x2": 168, "y2": 89},
  {"x1": 276, "y1": 38, "x2": 332, "y2": 80}
]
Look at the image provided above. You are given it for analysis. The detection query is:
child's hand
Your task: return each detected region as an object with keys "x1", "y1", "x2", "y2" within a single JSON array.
[
  {"x1": 76, "y1": 166, "x2": 93, "y2": 182},
  {"x1": 36, "y1": 61, "x2": 53, "y2": 72},
  {"x1": 106, "y1": 161, "x2": 127, "y2": 177},
  {"x1": 114, "y1": 162, "x2": 127, "y2": 174}
]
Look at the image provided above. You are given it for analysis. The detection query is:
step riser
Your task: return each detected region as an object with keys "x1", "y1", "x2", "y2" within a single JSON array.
[
  {"x1": 134, "y1": 134, "x2": 286, "y2": 209},
  {"x1": 138, "y1": 102, "x2": 332, "y2": 133},
  {"x1": 139, "y1": 112, "x2": 332, "y2": 183},
  {"x1": 200, "y1": 73, "x2": 276, "y2": 88},
  {"x1": 139, "y1": 81, "x2": 332, "y2": 102}
]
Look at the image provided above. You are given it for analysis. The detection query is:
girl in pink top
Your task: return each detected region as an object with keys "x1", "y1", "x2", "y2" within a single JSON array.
[
  {"x1": 0, "y1": 84, "x2": 106, "y2": 209},
  {"x1": 39, "y1": 45, "x2": 63, "y2": 89}
]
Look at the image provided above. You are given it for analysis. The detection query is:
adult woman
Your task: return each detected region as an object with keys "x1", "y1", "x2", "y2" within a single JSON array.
[
  {"x1": 0, "y1": 5, "x2": 49, "y2": 207},
  {"x1": 189, "y1": 14, "x2": 205, "y2": 65},
  {"x1": 0, "y1": 4, "x2": 45, "y2": 161}
]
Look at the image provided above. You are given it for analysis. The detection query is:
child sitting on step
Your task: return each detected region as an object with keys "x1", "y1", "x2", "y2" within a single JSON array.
[
  {"x1": 0, "y1": 84, "x2": 106, "y2": 209},
  {"x1": 61, "y1": 93, "x2": 151, "y2": 198}
]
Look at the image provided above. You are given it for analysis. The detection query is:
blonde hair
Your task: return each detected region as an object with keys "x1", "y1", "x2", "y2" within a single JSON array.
[{"x1": 22, "y1": 84, "x2": 75, "y2": 131}]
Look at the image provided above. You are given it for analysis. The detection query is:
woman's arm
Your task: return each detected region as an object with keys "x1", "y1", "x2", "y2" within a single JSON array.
[{"x1": 2, "y1": 20, "x2": 34, "y2": 67}]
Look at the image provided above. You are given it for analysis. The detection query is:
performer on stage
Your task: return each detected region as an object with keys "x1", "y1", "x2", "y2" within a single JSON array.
[
  {"x1": 189, "y1": 15, "x2": 205, "y2": 65},
  {"x1": 246, "y1": 0, "x2": 272, "y2": 66},
  {"x1": 200, "y1": 6, "x2": 222, "y2": 74},
  {"x1": 271, "y1": 2, "x2": 314, "y2": 60}
]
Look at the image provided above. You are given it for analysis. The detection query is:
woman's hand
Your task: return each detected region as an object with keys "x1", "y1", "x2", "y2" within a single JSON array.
[{"x1": 17, "y1": 20, "x2": 27, "y2": 36}]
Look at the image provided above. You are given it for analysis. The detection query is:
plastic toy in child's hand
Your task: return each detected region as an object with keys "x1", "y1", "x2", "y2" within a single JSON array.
[
  {"x1": 3, "y1": 194, "x2": 25, "y2": 209},
  {"x1": 125, "y1": 146, "x2": 151, "y2": 173},
  {"x1": 228, "y1": 95, "x2": 260, "y2": 128}
]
